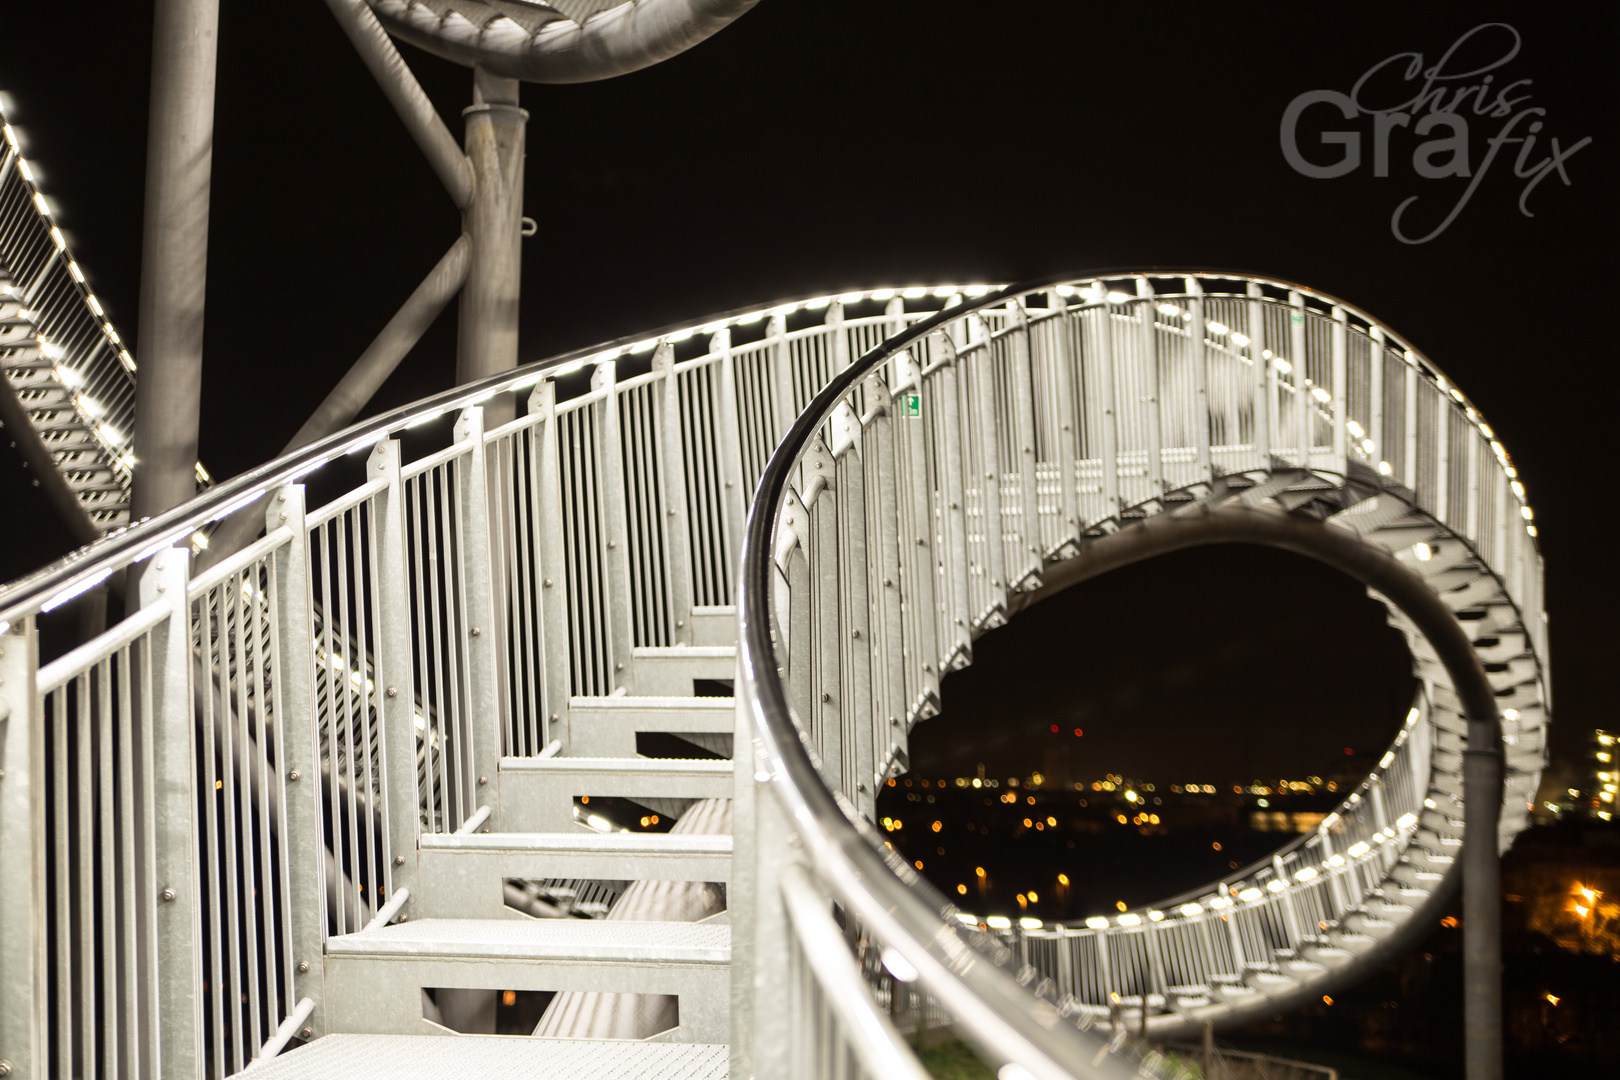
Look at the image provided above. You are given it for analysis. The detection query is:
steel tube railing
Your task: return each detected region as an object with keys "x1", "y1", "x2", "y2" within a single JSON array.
[{"x1": 0, "y1": 274, "x2": 1548, "y2": 1079}]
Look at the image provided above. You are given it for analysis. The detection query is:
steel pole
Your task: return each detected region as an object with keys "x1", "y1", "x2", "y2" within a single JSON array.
[
  {"x1": 457, "y1": 68, "x2": 527, "y2": 431},
  {"x1": 1463, "y1": 739, "x2": 1503, "y2": 1080},
  {"x1": 130, "y1": 0, "x2": 219, "y2": 525}
]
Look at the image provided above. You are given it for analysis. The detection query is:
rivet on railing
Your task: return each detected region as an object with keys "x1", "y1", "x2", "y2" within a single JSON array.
[
  {"x1": 298, "y1": 961, "x2": 311, "y2": 974},
  {"x1": 676, "y1": 620, "x2": 684, "y2": 628},
  {"x1": 479, "y1": 775, "x2": 488, "y2": 786},
  {"x1": 851, "y1": 629, "x2": 860, "y2": 639},
  {"x1": 386, "y1": 687, "x2": 398, "y2": 698},
  {"x1": 299, "y1": 1027, "x2": 313, "y2": 1040},
  {"x1": 821, "y1": 692, "x2": 830, "y2": 703},
  {"x1": 882, "y1": 578, "x2": 891, "y2": 587},
  {"x1": 615, "y1": 662, "x2": 624, "y2": 672},
  {"x1": 544, "y1": 579, "x2": 553, "y2": 587},
  {"x1": 470, "y1": 626, "x2": 481, "y2": 637},
  {"x1": 394, "y1": 855, "x2": 405, "y2": 866},
  {"x1": 287, "y1": 770, "x2": 301, "y2": 782},
  {"x1": 607, "y1": 540, "x2": 616, "y2": 549},
  {"x1": 0, "y1": 1059, "x2": 13, "y2": 1076},
  {"x1": 161, "y1": 889, "x2": 177, "y2": 902},
  {"x1": 891, "y1": 717, "x2": 900, "y2": 726}
]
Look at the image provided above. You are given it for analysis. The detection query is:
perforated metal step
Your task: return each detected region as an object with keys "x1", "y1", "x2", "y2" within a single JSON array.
[
  {"x1": 247, "y1": 1034, "x2": 728, "y2": 1080},
  {"x1": 328, "y1": 917, "x2": 730, "y2": 963}
]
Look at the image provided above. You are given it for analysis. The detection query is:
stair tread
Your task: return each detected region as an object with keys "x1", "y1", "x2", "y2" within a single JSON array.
[
  {"x1": 421, "y1": 831, "x2": 732, "y2": 854},
  {"x1": 502, "y1": 756, "x2": 733, "y2": 774},
  {"x1": 328, "y1": 918, "x2": 730, "y2": 962},
  {"x1": 633, "y1": 645, "x2": 736, "y2": 657},
  {"x1": 570, "y1": 696, "x2": 733, "y2": 709},
  {"x1": 247, "y1": 1034, "x2": 728, "y2": 1080}
]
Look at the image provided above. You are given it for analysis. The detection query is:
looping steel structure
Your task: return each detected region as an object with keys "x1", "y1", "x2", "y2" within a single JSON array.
[{"x1": 0, "y1": 265, "x2": 1547, "y2": 1079}]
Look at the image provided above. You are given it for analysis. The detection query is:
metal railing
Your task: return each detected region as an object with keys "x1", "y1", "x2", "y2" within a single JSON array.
[
  {"x1": 0, "y1": 274, "x2": 1546, "y2": 1079},
  {"x1": 735, "y1": 274, "x2": 1547, "y2": 1074}
]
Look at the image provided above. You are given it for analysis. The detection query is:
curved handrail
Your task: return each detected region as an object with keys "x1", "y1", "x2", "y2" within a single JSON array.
[{"x1": 737, "y1": 270, "x2": 1545, "y2": 1064}]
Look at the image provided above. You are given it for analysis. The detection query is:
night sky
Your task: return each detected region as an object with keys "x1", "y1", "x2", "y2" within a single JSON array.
[{"x1": 2, "y1": 2, "x2": 1615, "y2": 788}]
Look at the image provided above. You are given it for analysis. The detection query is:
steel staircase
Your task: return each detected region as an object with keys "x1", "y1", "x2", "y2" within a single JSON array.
[{"x1": 0, "y1": 273, "x2": 1548, "y2": 1080}]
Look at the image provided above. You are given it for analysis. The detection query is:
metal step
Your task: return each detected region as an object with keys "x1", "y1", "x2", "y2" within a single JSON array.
[
  {"x1": 324, "y1": 919, "x2": 730, "y2": 1042},
  {"x1": 690, "y1": 605, "x2": 738, "y2": 647},
  {"x1": 568, "y1": 696, "x2": 735, "y2": 758},
  {"x1": 247, "y1": 1034, "x2": 729, "y2": 1079},
  {"x1": 415, "y1": 832, "x2": 733, "y2": 919},
  {"x1": 632, "y1": 646, "x2": 737, "y2": 695},
  {"x1": 500, "y1": 756, "x2": 734, "y2": 831}
]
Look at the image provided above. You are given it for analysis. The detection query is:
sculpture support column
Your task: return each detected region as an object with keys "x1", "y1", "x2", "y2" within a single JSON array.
[
  {"x1": 131, "y1": 0, "x2": 220, "y2": 523},
  {"x1": 457, "y1": 68, "x2": 528, "y2": 431}
]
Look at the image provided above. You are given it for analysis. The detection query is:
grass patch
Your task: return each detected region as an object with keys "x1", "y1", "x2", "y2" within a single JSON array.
[{"x1": 913, "y1": 1036, "x2": 997, "y2": 1080}]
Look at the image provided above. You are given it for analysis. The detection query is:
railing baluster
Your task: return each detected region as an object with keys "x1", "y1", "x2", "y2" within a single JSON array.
[
  {"x1": 832, "y1": 403, "x2": 874, "y2": 817},
  {"x1": 1007, "y1": 302, "x2": 1042, "y2": 589},
  {"x1": 527, "y1": 381, "x2": 570, "y2": 751},
  {"x1": 267, "y1": 484, "x2": 326, "y2": 1043},
  {"x1": 1247, "y1": 282, "x2": 1271, "y2": 464},
  {"x1": 1135, "y1": 280, "x2": 1165, "y2": 503},
  {"x1": 454, "y1": 407, "x2": 503, "y2": 827},
  {"x1": 894, "y1": 349, "x2": 939, "y2": 731},
  {"x1": 1046, "y1": 291, "x2": 1082, "y2": 547},
  {"x1": 1094, "y1": 295, "x2": 1121, "y2": 520},
  {"x1": 0, "y1": 616, "x2": 43, "y2": 1078},
  {"x1": 368, "y1": 439, "x2": 419, "y2": 901},
  {"x1": 1186, "y1": 280, "x2": 1212, "y2": 486},
  {"x1": 655, "y1": 344, "x2": 697, "y2": 645},
  {"x1": 933, "y1": 332, "x2": 973, "y2": 670},
  {"x1": 139, "y1": 548, "x2": 202, "y2": 1079},
  {"x1": 863, "y1": 379, "x2": 909, "y2": 794},
  {"x1": 1403, "y1": 357, "x2": 1418, "y2": 493},
  {"x1": 967, "y1": 318, "x2": 1006, "y2": 620},
  {"x1": 591, "y1": 361, "x2": 639, "y2": 693},
  {"x1": 804, "y1": 437, "x2": 842, "y2": 771},
  {"x1": 1290, "y1": 291, "x2": 1310, "y2": 467},
  {"x1": 713, "y1": 329, "x2": 749, "y2": 573},
  {"x1": 769, "y1": 313, "x2": 796, "y2": 445},
  {"x1": 1330, "y1": 306, "x2": 1349, "y2": 463}
]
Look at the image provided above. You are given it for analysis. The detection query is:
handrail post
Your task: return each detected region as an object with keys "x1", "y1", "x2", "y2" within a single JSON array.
[
  {"x1": 1093, "y1": 293, "x2": 1122, "y2": 521},
  {"x1": 527, "y1": 382, "x2": 571, "y2": 750},
  {"x1": 863, "y1": 378, "x2": 909, "y2": 799},
  {"x1": 266, "y1": 484, "x2": 326, "y2": 1040},
  {"x1": 768, "y1": 313, "x2": 796, "y2": 444},
  {"x1": 654, "y1": 343, "x2": 696, "y2": 645},
  {"x1": 933, "y1": 332, "x2": 973, "y2": 668},
  {"x1": 369, "y1": 439, "x2": 419, "y2": 899},
  {"x1": 140, "y1": 548, "x2": 203, "y2": 1077},
  {"x1": 1246, "y1": 282, "x2": 1272, "y2": 465},
  {"x1": 712, "y1": 329, "x2": 749, "y2": 572},
  {"x1": 592, "y1": 361, "x2": 638, "y2": 692},
  {"x1": 894, "y1": 349, "x2": 941, "y2": 720},
  {"x1": 1330, "y1": 306, "x2": 1349, "y2": 464},
  {"x1": 0, "y1": 615, "x2": 44, "y2": 1077},
  {"x1": 967, "y1": 316, "x2": 1006, "y2": 620},
  {"x1": 1007, "y1": 301, "x2": 1042, "y2": 587},
  {"x1": 1136, "y1": 279, "x2": 1165, "y2": 504},
  {"x1": 1186, "y1": 278, "x2": 1212, "y2": 486},
  {"x1": 454, "y1": 406, "x2": 503, "y2": 828},
  {"x1": 1289, "y1": 291, "x2": 1311, "y2": 467}
]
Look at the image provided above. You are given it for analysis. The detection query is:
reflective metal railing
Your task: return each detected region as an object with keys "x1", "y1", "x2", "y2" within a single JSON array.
[{"x1": 0, "y1": 273, "x2": 1547, "y2": 1079}]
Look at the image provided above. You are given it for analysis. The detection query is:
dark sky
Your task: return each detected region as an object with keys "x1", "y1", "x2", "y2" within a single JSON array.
[{"x1": 2, "y1": 2, "x2": 1615, "y2": 779}]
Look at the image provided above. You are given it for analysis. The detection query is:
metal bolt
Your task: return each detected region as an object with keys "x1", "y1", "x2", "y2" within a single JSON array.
[
  {"x1": 479, "y1": 775, "x2": 488, "y2": 786},
  {"x1": 668, "y1": 508, "x2": 676, "y2": 516},
  {"x1": 386, "y1": 687, "x2": 398, "y2": 698},
  {"x1": 857, "y1": 783, "x2": 867, "y2": 792},
  {"x1": 161, "y1": 889, "x2": 177, "y2": 902},
  {"x1": 279, "y1": 513, "x2": 288, "y2": 522},
  {"x1": 615, "y1": 662, "x2": 624, "y2": 671},
  {"x1": 278, "y1": 492, "x2": 287, "y2": 503},
  {"x1": 607, "y1": 540, "x2": 616, "y2": 549},
  {"x1": 891, "y1": 717, "x2": 900, "y2": 726},
  {"x1": 300, "y1": 1027, "x2": 313, "y2": 1039},
  {"x1": 821, "y1": 692, "x2": 830, "y2": 703},
  {"x1": 397, "y1": 913, "x2": 408, "y2": 922},
  {"x1": 394, "y1": 855, "x2": 405, "y2": 866},
  {"x1": 0, "y1": 1060, "x2": 12, "y2": 1076},
  {"x1": 470, "y1": 626, "x2": 482, "y2": 637},
  {"x1": 882, "y1": 578, "x2": 892, "y2": 587},
  {"x1": 288, "y1": 770, "x2": 301, "y2": 782},
  {"x1": 551, "y1": 713, "x2": 560, "y2": 722},
  {"x1": 851, "y1": 629, "x2": 860, "y2": 639},
  {"x1": 544, "y1": 579, "x2": 553, "y2": 587},
  {"x1": 297, "y1": 960, "x2": 310, "y2": 974},
  {"x1": 676, "y1": 620, "x2": 684, "y2": 628}
]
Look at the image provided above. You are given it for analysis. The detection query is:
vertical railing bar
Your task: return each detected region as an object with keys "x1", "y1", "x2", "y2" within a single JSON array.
[
  {"x1": 196, "y1": 590, "x2": 226, "y2": 1079},
  {"x1": 333, "y1": 512, "x2": 364, "y2": 926},
  {"x1": 528, "y1": 382, "x2": 569, "y2": 749},
  {"x1": 1289, "y1": 291, "x2": 1310, "y2": 466},
  {"x1": 252, "y1": 558, "x2": 283, "y2": 1039},
  {"x1": 51, "y1": 684, "x2": 69, "y2": 1080},
  {"x1": 74, "y1": 670, "x2": 93, "y2": 1080},
  {"x1": 327, "y1": 516, "x2": 359, "y2": 933},
  {"x1": 1135, "y1": 282, "x2": 1165, "y2": 502},
  {"x1": 454, "y1": 407, "x2": 503, "y2": 827},
  {"x1": 1094, "y1": 299, "x2": 1121, "y2": 520},
  {"x1": 370, "y1": 438, "x2": 420, "y2": 906},
  {"x1": 96, "y1": 658, "x2": 118, "y2": 1078},
  {"x1": 1045, "y1": 292, "x2": 1082, "y2": 545},
  {"x1": 1402, "y1": 360, "x2": 1418, "y2": 494},
  {"x1": 139, "y1": 549, "x2": 201, "y2": 1079},
  {"x1": 1246, "y1": 283, "x2": 1270, "y2": 464},
  {"x1": 421, "y1": 470, "x2": 450, "y2": 829},
  {"x1": 267, "y1": 484, "x2": 326, "y2": 1041},
  {"x1": 657, "y1": 346, "x2": 697, "y2": 643},
  {"x1": 410, "y1": 477, "x2": 439, "y2": 832},
  {"x1": 441, "y1": 464, "x2": 471, "y2": 824},
  {"x1": 233, "y1": 567, "x2": 266, "y2": 1056},
  {"x1": 314, "y1": 524, "x2": 344, "y2": 935},
  {"x1": 714, "y1": 330, "x2": 750, "y2": 577},
  {"x1": 934, "y1": 334, "x2": 972, "y2": 668},
  {"x1": 1330, "y1": 306, "x2": 1348, "y2": 463},
  {"x1": 217, "y1": 579, "x2": 246, "y2": 1071},
  {"x1": 968, "y1": 319, "x2": 1006, "y2": 618},
  {"x1": 1185, "y1": 280, "x2": 1212, "y2": 485}
]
